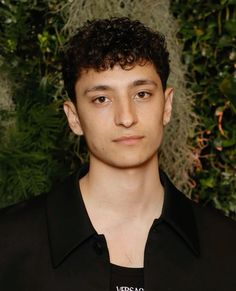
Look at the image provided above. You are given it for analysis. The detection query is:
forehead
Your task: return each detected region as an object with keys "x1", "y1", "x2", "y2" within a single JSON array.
[{"x1": 75, "y1": 62, "x2": 162, "y2": 93}]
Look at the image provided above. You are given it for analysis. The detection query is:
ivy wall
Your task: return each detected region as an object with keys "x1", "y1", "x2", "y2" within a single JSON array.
[{"x1": 171, "y1": 0, "x2": 236, "y2": 218}]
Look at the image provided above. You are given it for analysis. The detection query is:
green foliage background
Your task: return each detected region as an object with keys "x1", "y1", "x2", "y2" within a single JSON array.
[
  {"x1": 0, "y1": 0, "x2": 80, "y2": 205},
  {"x1": 0, "y1": 0, "x2": 235, "y2": 219},
  {"x1": 171, "y1": 0, "x2": 236, "y2": 218}
]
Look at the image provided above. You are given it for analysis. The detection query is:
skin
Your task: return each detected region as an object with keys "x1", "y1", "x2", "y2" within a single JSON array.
[{"x1": 64, "y1": 62, "x2": 173, "y2": 267}]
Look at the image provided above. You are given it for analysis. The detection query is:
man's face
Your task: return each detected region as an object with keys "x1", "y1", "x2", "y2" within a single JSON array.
[{"x1": 64, "y1": 62, "x2": 173, "y2": 169}]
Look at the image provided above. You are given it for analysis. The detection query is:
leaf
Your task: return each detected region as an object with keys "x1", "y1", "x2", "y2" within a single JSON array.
[
  {"x1": 225, "y1": 19, "x2": 236, "y2": 36},
  {"x1": 219, "y1": 76, "x2": 236, "y2": 110},
  {"x1": 221, "y1": 138, "x2": 236, "y2": 147},
  {"x1": 201, "y1": 176, "x2": 215, "y2": 188},
  {"x1": 218, "y1": 35, "x2": 234, "y2": 48}
]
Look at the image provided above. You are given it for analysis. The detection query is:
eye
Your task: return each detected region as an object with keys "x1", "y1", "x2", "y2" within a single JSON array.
[
  {"x1": 135, "y1": 91, "x2": 151, "y2": 99},
  {"x1": 93, "y1": 96, "x2": 110, "y2": 104}
]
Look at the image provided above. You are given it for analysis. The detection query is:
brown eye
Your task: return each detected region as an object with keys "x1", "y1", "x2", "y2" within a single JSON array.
[
  {"x1": 94, "y1": 96, "x2": 108, "y2": 103},
  {"x1": 136, "y1": 91, "x2": 151, "y2": 99},
  {"x1": 138, "y1": 92, "x2": 146, "y2": 98}
]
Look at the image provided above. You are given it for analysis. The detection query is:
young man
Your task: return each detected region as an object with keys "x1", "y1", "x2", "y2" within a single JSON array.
[{"x1": 0, "y1": 17, "x2": 235, "y2": 291}]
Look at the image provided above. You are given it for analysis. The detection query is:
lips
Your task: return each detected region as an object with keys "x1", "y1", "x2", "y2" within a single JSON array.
[{"x1": 113, "y1": 135, "x2": 144, "y2": 145}]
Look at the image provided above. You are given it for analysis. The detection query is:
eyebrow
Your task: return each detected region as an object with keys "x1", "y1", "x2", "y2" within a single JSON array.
[
  {"x1": 84, "y1": 85, "x2": 111, "y2": 95},
  {"x1": 132, "y1": 79, "x2": 158, "y2": 87},
  {"x1": 83, "y1": 79, "x2": 158, "y2": 95}
]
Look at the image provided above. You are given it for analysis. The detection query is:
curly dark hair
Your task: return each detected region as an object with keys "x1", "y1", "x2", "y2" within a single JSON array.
[{"x1": 62, "y1": 17, "x2": 170, "y2": 102}]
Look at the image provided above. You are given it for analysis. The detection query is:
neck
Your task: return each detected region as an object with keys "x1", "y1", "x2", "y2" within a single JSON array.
[{"x1": 79, "y1": 155, "x2": 164, "y2": 221}]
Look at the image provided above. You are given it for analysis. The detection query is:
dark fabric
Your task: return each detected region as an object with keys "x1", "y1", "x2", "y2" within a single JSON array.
[
  {"x1": 110, "y1": 264, "x2": 144, "y2": 291},
  {"x1": 0, "y1": 164, "x2": 236, "y2": 291}
]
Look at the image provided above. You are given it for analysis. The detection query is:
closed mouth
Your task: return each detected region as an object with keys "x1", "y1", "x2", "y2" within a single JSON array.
[{"x1": 113, "y1": 135, "x2": 144, "y2": 144}]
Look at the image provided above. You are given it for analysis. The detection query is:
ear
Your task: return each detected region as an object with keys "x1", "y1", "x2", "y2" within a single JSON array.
[
  {"x1": 163, "y1": 87, "x2": 173, "y2": 126},
  {"x1": 63, "y1": 101, "x2": 83, "y2": 135}
]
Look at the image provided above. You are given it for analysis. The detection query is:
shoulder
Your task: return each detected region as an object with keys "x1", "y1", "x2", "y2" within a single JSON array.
[
  {"x1": 0, "y1": 171, "x2": 77, "y2": 237},
  {"x1": 191, "y1": 200, "x2": 236, "y2": 235},
  {"x1": 190, "y1": 199, "x2": 236, "y2": 256},
  {"x1": 0, "y1": 193, "x2": 46, "y2": 224},
  {"x1": 0, "y1": 194, "x2": 47, "y2": 241}
]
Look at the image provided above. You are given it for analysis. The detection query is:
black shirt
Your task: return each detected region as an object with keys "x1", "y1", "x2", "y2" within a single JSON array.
[
  {"x1": 0, "y1": 164, "x2": 236, "y2": 290},
  {"x1": 110, "y1": 263, "x2": 144, "y2": 291}
]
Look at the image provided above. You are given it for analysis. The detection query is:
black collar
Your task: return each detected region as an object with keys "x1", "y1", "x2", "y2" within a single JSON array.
[
  {"x1": 47, "y1": 164, "x2": 199, "y2": 267},
  {"x1": 159, "y1": 170, "x2": 199, "y2": 256}
]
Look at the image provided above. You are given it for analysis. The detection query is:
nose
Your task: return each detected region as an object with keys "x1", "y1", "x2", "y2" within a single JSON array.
[{"x1": 114, "y1": 98, "x2": 138, "y2": 128}]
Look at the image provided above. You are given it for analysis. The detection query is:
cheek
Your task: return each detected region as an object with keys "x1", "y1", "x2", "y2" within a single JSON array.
[
  {"x1": 144, "y1": 109, "x2": 164, "y2": 142},
  {"x1": 81, "y1": 119, "x2": 108, "y2": 147},
  {"x1": 138, "y1": 99, "x2": 164, "y2": 120},
  {"x1": 143, "y1": 107, "x2": 164, "y2": 127}
]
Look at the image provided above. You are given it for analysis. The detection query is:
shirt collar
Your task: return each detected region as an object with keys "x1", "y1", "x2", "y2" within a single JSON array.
[
  {"x1": 159, "y1": 170, "x2": 200, "y2": 256},
  {"x1": 47, "y1": 164, "x2": 199, "y2": 267},
  {"x1": 47, "y1": 164, "x2": 96, "y2": 267}
]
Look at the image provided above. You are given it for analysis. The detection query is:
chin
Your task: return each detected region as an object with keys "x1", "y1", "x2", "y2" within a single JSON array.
[{"x1": 96, "y1": 152, "x2": 158, "y2": 170}]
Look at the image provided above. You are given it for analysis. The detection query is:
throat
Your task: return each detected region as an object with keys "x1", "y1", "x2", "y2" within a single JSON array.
[
  {"x1": 105, "y1": 219, "x2": 151, "y2": 268},
  {"x1": 78, "y1": 160, "x2": 164, "y2": 267},
  {"x1": 79, "y1": 162, "x2": 164, "y2": 219}
]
